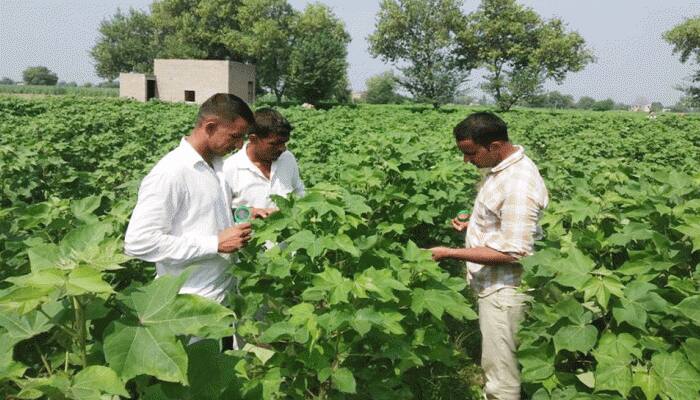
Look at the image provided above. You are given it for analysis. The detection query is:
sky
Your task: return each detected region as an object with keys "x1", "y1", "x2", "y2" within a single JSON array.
[{"x1": 0, "y1": 0, "x2": 697, "y2": 105}]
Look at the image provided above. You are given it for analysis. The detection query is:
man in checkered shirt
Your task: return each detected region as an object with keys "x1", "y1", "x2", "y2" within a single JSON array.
[{"x1": 429, "y1": 112, "x2": 548, "y2": 400}]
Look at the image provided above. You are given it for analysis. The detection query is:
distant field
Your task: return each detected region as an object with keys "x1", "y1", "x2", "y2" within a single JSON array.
[{"x1": 0, "y1": 84, "x2": 118, "y2": 97}]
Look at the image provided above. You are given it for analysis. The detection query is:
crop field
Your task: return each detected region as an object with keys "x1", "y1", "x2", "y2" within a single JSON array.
[{"x1": 0, "y1": 96, "x2": 699, "y2": 399}]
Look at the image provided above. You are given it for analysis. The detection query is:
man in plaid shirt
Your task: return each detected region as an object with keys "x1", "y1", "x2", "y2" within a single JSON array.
[{"x1": 430, "y1": 112, "x2": 548, "y2": 400}]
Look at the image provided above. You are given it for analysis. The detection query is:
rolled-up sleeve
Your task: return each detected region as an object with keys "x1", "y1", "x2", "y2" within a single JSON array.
[{"x1": 124, "y1": 172, "x2": 219, "y2": 263}]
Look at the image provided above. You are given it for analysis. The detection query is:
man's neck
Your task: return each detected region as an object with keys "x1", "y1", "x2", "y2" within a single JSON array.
[
  {"x1": 246, "y1": 143, "x2": 271, "y2": 167},
  {"x1": 185, "y1": 133, "x2": 213, "y2": 166},
  {"x1": 496, "y1": 143, "x2": 518, "y2": 164}
]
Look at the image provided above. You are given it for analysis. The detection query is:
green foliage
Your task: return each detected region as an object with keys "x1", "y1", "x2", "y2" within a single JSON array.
[
  {"x1": 1, "y1": 98, "x2": 700, "y2": 398},
  {"x1": 524, "y1": 91, "x2": 575, "y2": 109},
  {"x1": 364, "y1": 71, "x2": 402, "y2": 104},
  {"x1": 592, "y1": 98, "x2": 615, "y2": 111},
  {"x1": 91, "y1": 8, "x2": 158, "y2": 81},
  {"x1": 664, "y1": 16, "x2": 700, "y2": 106},
  {"x1": 286, "y1": 4, "x2": 351, "y2": 105},
  {"x1": 22, "y1": 66, "x2": 59, "y2": 86},
  {"x1": 237, "y1": 0, "x2": 296, "y2": 104},
  {"x1": 368, "y1": 0, "x2": 469, "y2": 108},
  {"x1": 0, "y1": 85, "x2": 117, "y2": 97},
  {"x1": 457, "y1": 0, "x2": 594, "y2": 111}
]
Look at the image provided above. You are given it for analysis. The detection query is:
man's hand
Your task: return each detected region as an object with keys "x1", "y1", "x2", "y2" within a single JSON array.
[
  {"x1": 451, "y1": 216, "x2": 470, "y2": 232},
  {"x1": 251, "y1": 207, "x2": 278, "y2": 219},
  {"x1": 218, "y1": 223, "x2": 252, "y2": 253},
  {"x1": 429, "y1": 246, "x2": 454, "y2": 261}
]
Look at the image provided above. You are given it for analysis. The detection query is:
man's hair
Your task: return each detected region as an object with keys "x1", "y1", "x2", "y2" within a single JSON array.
[
  {"x1": 253, "y1": 108, "x2": 293, "y2": 138},
  {"x1": 196, "y1": 93, "x2": 255, "y2": 126},
  {"x1": 453, "y1": 112, "x2": 509, "y2": 146}
]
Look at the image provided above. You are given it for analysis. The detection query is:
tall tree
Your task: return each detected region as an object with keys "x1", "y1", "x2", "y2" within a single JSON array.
[
  {"x1": 22, "y1": 66, "x2": 58, "y2": 86},
  {"x1": 368, "y1": 0, "x2": 470, "y2": 108},
  {"x1": 91, "y1": 8, "x2": 158, "y2": 81},
  {"x1": 150, "y1": 0, "x2": 247, "y2": 60},
  {"x1": 457, "y1": 0, "x2": 593, "y2": 111},
  {"x1": 664, "y1": 16, "x2": 700, "y2": 106},
  {"x1": 286, "y1": 4, "x2": 351, "y2": 105},
  {"x1": 365, "y1": 71, "x2": 402, "y2": 104},
  {"x1": 238, "y1": 0, "x2": 297, "y2": 104}
]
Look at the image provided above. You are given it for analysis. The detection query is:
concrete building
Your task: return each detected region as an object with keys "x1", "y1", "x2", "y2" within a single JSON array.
[{"x1": 119, "y1": 59, "x2": 256, "y2": 104}]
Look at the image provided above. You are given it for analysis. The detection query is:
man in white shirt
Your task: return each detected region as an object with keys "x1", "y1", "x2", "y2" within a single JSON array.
[
  {"x1": 428, "y1": 112, "x2": 548, "y2": 400},
  {"x1": 223, "y1": 108, "x2": 305, "y2": 214},
  {"x1": 124, "y1": 93, "x2": 254, "y2": 304}
]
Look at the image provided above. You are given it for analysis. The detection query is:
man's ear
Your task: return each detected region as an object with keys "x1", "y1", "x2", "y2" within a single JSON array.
[{"x1": 203, "y1": 118, "x2": 218, "y2": 135}]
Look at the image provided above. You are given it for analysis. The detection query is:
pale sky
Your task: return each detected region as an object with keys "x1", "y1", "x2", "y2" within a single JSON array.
[{"x1": 0, "y1": 0, "x2": 697, "y2": 105}]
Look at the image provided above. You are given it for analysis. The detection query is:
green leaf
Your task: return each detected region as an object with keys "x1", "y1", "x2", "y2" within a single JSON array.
[
  {"x1": 354, "y1": 267, "x2": 408, "y2": 302},
  {"x1": 285, "y1": 229, "x2": 316, "y2": 254},
  {"x1": 605, "y1": 222, "x2": 655, "y2": 246},
  {"x1": 682, "y1": 338, "x2": 700, "y2": 370},
  {"x1": 518, "y1": 343, "x2": 555, "y2": 381},
  {"x1": 71, "y1": 366, "x2": 129, "y2": 400},
  {"x1": 632, "y1": 369, "x2": 662, "y2": 400},
  {"x1": 333, "y1": 234, "x2": 360, "y2": 258},
  {"x1": 675, "y1": 221, "x2": 700, "y2": 252},
  {"x1": 551, "y1": 248, "x2": 594, "y2": 290},
  {"x1": 242, "y1": 343, "x2": 275, "y2": 365},
  {"x1": 582, "y1": 273, "x2": 624, "y2": 309},
  {"x1": 305, "y1": 268, "x2": 352, "y2": 305},
  {"x1": 332, "y1": 367, "x2": 357, "y2": 394},
  {"x1": 66, "y1": 267, "x2": 114, "y2": 296},
  {"x1": 0, "y1": 308, "x2": 54, "y2": 341},
  {"x1": 553, "y1": 324, "x2": 597, "y2": 354},
  {"x1": 652, "y1": 352, "x2": 700, "y2": 400},
  {"x1": 595, "y1": 358, "x2": 632, "y2": 397},
  {"x1": 260, "y1": 321, "x2": 297, "y2": 343},
  {"x1": 103, "y1": 320, "x2": 189, "y2": 384},
  {"x1": 26, "y1": 243, "x2": 63, "y2": 272},
  {"x1": 676, "y1": 295, "x2": 700, "y2": 325},
  {"x1": 70, "y1": 196, "x2": 102, "y2": 222}
]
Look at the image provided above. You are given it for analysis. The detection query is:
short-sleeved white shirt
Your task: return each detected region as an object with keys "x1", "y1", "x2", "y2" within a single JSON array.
[{"x1": 223, "y1": 142, "x2": 305, "y2": 209}]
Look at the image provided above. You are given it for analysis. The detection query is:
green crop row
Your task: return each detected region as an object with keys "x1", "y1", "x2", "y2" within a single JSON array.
[{"x1": 0, "y1": 97, "x2": 698, "y2": 399}]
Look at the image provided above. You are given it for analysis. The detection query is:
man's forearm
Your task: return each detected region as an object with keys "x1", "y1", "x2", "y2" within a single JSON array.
[{"x1": 444, "y1": 247, "x2": 518, "y2": 265}]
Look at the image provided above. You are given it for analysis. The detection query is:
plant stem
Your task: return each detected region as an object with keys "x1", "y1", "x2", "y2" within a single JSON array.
[
  {"x1": 73, "y1": 296, "x2": 87, "y2": 367},
  {"x1": 38, "y1": 307, "x2": 79, "y2": 339},
  {"x1": 33, "y1": 342, "x2": 52, "y2": 376}
]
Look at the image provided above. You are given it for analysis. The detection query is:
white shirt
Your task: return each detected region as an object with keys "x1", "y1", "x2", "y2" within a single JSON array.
[
  {"x1": 223, "y1": 142, "x2": 305, "y2": 209},
  {"x1": 124, "y1": 138, "x2": 234, "y2": 302}
]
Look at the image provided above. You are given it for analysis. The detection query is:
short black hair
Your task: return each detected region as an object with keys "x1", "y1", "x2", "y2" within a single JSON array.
[
  {"x1": 453, "y1": 112, "x2": 509, "y2": 146},
  {"x1": 253, "y1": 108, "x2": 293, "y2": 138},
  {"x1": 197, "y1": 93, "x2": 255, "y2": 127}
]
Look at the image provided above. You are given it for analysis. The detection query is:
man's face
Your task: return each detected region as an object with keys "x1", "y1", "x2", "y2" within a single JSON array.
[
  {"x1": 251, "y1": 133, "x2": 289, "y2": 162},
  {"x1": 207, "y1": 117, "x2": 250, "y2": 156},
  {"x1": 457, "y1": 138, "x2": 499, "y2": 169}
]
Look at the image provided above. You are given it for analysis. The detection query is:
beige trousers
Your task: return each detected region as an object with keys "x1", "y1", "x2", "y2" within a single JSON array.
[{"x1": 478, "y1": 288, "x2": 529, "y2": 400}]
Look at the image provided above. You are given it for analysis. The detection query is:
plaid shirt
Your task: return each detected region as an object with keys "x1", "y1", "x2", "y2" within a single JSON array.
[{"x1": 465, "y1": 146, "x2": 548, "y2": 297}]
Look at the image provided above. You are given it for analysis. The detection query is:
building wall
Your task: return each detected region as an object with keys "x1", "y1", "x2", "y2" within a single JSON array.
[
  {"x1": 228, "y1": 62, "x2": 256, "y2": 105},
  {"x1": 119, "y1": 73, "x2": 149, "y2": 102},
  {"x1": 154, "y1": 59, "x2": 230, "y2": 104}
]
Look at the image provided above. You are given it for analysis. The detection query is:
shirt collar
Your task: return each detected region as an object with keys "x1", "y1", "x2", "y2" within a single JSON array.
[
  {"x1": 489, "y1": 145, "x2": 525, "y2": 173},
  {"x1": 178, "y1": 137, "x2": 223, "y2": 169}
]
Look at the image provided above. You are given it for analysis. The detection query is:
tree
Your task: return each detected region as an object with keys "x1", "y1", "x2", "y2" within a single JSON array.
[
  {"x1": 525, "y1": 91, "x2": 574, "y2": 109},
  {"x1": 365, "y1": 71, "x2": 401, "y2": 104},
  {"x1": 576, "y1": 96, "x2": 596, "y2": 110},
  {"x1": 0, "y1": 77, "x2": 14, "y2": 85},
  {"x1": 286, "y1": 4, "x2": 350, "y2": 105},
  {"x1": 664, "y1": 16, "x2": 700, "y2": 106},
  {"x1": 457, "y1": 0, "x2": 594, "y2": 111},
  {"x1": 368, "y1": 0, "x2": 470, "y2": 108},
  {"x1": 22, "y1": 66, "x2": 58, "y2": 86},
  {"x1": 91, "y1": 8, "x2": 158, "y2": 81},
  {"x1": 592, "y1": 98, "x2": 614, "y2": 111},
  {"x1": 150, "y1": 0, "x2": 247, "y2": 60},
  {"x1": 237, "y1": 0, "x2": 297, "y2": 104},
  {"x1": 650, "y1": 102, "x2": 664, "y2": 112}
]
